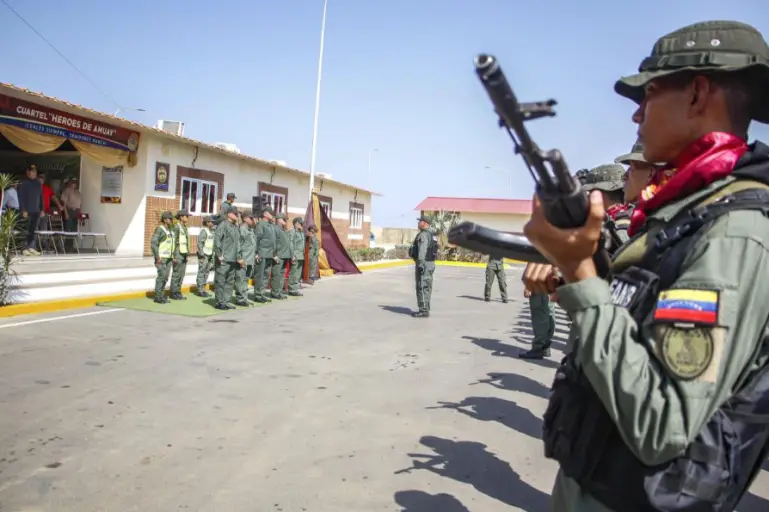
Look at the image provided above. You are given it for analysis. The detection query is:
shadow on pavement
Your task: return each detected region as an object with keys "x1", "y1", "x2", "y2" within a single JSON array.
[
  {"x1": 738, "y1": 492, "x2": 769, "y2": 511},
  {"x1": 464, "y1": 336, "x2": 560, "y2": 370},
  {"x1": 472, "y1": 372, "x2": 551, "y2": 400},
  {"x1": 428, "y1": 396, "x2": 543, "y2": 441},
  {"x1": 393, "y1": 490, "x2": 469, "y2": 511},
  {"x1": 380, "y1": 305, "x2": 414, "y2": 316},
  {"x1": 457, "y1": 294, "x2": 487, "y2": 302},
  {"x1": 394, "y1": 436, "x2": 550, "y2": 511}
]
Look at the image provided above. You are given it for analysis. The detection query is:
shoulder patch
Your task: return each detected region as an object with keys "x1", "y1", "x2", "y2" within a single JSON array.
[
  {"x1": 660, "y1": 327, "x2": 714, "y2": 380},
  {"x1": 653, "y1": 288, "x2": 719, "y2": 326}
]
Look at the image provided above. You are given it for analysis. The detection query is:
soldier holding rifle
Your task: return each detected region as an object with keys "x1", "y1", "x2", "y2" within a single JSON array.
[{"x1": 522, "y1": 21, "x2": 769, "y2": 511}]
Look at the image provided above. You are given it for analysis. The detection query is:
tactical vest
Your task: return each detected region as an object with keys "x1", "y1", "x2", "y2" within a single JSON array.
[
  {"x1": 158, "y1": 226, "x2": 174, "y2": 259},
  {"x1": 178, "y1": 225, "x2": 188, "y2": 254},
  {"x1": 202, "y1": 228, "x2": 214, "y2": 256},
  {"x1": 543, "y1": 147, "x2": 769, "y2": 512},
  {"x1": 426, "y1": 232, "x2": 438, "y2": 261}
]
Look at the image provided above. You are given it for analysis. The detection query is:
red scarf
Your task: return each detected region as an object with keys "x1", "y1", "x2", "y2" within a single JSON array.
[
  {"x1": 628, "y1": 132, "x2": 748, "y2": 235},
  {"x1": 606, "y1": 203, "x2": 629, "y2": 220}
]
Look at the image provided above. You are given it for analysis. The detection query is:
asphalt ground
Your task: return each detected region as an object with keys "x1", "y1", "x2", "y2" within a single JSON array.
[{"x1": 0, "y1": 265, "x2": 767, "y2": 512}]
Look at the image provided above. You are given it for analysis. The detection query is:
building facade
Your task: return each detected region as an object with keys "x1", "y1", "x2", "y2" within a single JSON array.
[
  {"x1": 0, "y1": 83, "x2": 375, "y2": 257},
  {"x1": 414, "y1": 196, "x2": 532, "y2": 233}
]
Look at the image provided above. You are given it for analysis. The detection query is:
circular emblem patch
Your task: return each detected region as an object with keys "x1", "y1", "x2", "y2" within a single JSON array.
[{"x1": 661, "y1": 328, "x2": 714, "y2": 380}]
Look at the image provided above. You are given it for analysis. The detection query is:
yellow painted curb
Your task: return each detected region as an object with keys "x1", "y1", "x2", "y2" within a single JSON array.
[
  {"x1": 0, "y1": 284, "x2": 202, "y2": 318},
  {"x1": 359, "y1": 260, "x2": 413, "y2": 271}
]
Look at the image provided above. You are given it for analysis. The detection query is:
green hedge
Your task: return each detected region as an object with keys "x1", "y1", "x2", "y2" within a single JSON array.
[{"x1": 347, "y1": 247, "x2": 386, "y2": 262}]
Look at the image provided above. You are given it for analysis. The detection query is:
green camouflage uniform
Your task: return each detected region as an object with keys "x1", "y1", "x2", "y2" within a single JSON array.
[
  {"x1": 529, "y1": 293, "x2": 555, "y2": 352},
  {"x1": 254, "y1": 216, "x2": 276, "y2": 300},
  {"x1": 234, "y1": 220, "x2": 257, "y2": 304},
  {"x1": 150, "y1": 212, "x2": 175, "y2": 302},
  {"x1": 271, "y1": 216, "x2": 292, "y2": 298},
  {"x1": 214, "y1": 217, "x2": 240, "y2": 307},
  {"x1": 549, "y1": 21, "x2": 769, "y2": 511},
  {"x1": 308, "y1": 230, "x2": 320, "y2": 280},
  {"x1": 483, "y1": 255, "x2": 507, "y2": 302},
  {"x1": 170, "y1": 214, "x2": 190, "y2": 297},
  {"x1": 195, "y1": 219, "x2": 215, "y2": 295},
  {"x1": 288, "y1": 218, "x2": 305, "y2": 295},
  {"x1": 412, "y1": 226, "x2": 436, "y2": 315}
]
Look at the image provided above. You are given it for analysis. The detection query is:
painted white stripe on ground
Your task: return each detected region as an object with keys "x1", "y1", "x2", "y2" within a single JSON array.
[{"x1": 0, "y1": 308, "x2": 123, "y2": 330}]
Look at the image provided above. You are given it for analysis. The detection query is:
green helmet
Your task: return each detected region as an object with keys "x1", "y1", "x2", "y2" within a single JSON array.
[
  {"x1": 293, "y1": 217, "x2": 304, "y2": 225},
  {"x1": 160, "y1": 211, "x2": 173, "y2": 221},
  {"x1": 576, "y1": 164, "x2": 625, "y2": 192},
  {"x1": 614, "y1": 21, "x2": 769, "y2": 123},
  {"x1": 614, "y1": 138, "x2": 647, "y2": 165}
]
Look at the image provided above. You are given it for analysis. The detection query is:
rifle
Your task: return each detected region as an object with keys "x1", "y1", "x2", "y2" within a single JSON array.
[{"x1": 448, "y1": 54, "x2": 615, "y2": 277}]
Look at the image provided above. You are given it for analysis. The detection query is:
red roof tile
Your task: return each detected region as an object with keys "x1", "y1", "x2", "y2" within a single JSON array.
[{"x1": 415, "y1": 197, "x2": 532, "y2": 215}]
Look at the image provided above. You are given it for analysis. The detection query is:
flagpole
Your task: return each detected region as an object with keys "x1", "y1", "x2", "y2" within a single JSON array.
[{"x1": 308, "y1": 0, "x2": 328, "y2": 203}]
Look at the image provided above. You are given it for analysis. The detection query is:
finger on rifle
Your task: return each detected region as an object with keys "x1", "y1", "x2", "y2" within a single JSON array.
[{"x1": 587, "y1": 191, "x2": 605, "y2": 238}]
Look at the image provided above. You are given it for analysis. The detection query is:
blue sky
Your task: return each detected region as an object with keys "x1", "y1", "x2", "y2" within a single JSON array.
[{"x1": 3, "y1": 0, "x2": 769, "y2": 227}]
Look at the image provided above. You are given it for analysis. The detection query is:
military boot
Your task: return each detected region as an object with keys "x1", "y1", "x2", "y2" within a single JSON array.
[{"x1": 518, "y1": 347, "x2": 551, "y2": 359}]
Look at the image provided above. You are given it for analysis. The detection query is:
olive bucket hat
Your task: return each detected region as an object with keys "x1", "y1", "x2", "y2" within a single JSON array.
[
  {"x1": 576, "y1": 164, "x2": 626, "y2": 192},
  {"x1": 614, "y1": 21, "x2": 769, "y2": 123}
]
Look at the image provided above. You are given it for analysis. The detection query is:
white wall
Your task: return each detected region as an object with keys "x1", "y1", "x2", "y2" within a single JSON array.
[
  {"x1": 314, "y1": 178, "x2": 372, "y2": 224},
  {"x1": 78, "y1": 143, "x2": 149, "y2": 256},
  {"x1": 142, "y1": 134, "x2": 372, "y2": 223},
  {"x1": 459, "y1": 212, "x2": 530, "y2": 233}
]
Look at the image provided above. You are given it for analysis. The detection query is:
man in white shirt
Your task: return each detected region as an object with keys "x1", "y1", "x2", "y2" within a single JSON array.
[
  {"x1": 1, "y1": 183, "x2": 19, "y2": 212},
  {"x1": 60, "y1": 178, "x2": 82, "y2": 233}
]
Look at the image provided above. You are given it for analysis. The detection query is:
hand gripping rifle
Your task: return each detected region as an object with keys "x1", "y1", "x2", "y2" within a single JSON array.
[{"x1": 447, "y1": 54, "x2": 619, "y2": 277}]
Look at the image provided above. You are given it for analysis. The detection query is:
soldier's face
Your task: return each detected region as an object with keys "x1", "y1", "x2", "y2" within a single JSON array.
[
  {"x1": 634, "y1": 75, "x2": 714, "y2": 165},
  {"x1": 624, "y1": 161, "x2": 655, "y2": 203}
]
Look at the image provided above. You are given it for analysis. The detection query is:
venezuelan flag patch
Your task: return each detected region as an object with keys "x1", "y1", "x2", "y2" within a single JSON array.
[{"x1": 653, "y1": 289, "x2": 719, "y2": 325}]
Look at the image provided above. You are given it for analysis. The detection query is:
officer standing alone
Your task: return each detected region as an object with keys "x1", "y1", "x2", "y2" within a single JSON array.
[
  {"x1": 170, "y1": 210, "x2": 190, "y2": 300},
  {"x1": 213, "y1": 209, "x2": 241, "y2": 310},
  {"x1": 411, "y1": 216, "x2": 437, "y2": 318},
  {"x1": 483, "y1": 254, "x2": 508, "y2": 303},
  {"x1": 195, "y1": 216, "x2": 215, "y2": 297},
  {"x1": 523, "y1": 20, "x2": 769, "y2": 511},
  {"x1": 150, "y1": 211, "x2": 175, "y2": 304}
]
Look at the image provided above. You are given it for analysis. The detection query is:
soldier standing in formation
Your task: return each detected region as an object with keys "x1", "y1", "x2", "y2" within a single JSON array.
[
  {"x1": 234, "y1": 213, "x2": 257, "y2": 306},
  {"x1": 307, "y1": 225, "x2": 320, "y2": 282},
  {"x1": 170, "y1": 210, "x2": 190, "y2": 300},
  {"x1": 217, "y1": 192, "x2": 237, "y2": 224},
  {"x1": 575, "y1": 164, "x2": 630, "y2": 251},
  {"x1": 254, "y1": 206, "x2": 276, "y2": 302},
  {"x1": 615, "y1": 138, "x2": 664, "y2": 205},
  {"x1": 519, "y1": 285, "x2": 556, "y2": 359},
  {"x1": 522, "y1": 20, "x2": 769, "y2": 511},
  {"x1": 151, "y1": 211, "x2": 175, "y2": 304},
  {"x1": 213, "y1": 208, "x2": 241, "y2": 310},
  {"x1": 272, "y1": 214, "x2": 292, "y2": 300},
  {"x1": 483, "y1": 254, "x2": 508, "y2": 303},
  {"x1": 288, "y1": 217, "x2": 305, "y2": 297},
  {"x1": 410, "y1": 215, "x2": 438, "y2": 318},
  {"x1": 195, "y1": 216, "x2": 215, "y2": 297}
]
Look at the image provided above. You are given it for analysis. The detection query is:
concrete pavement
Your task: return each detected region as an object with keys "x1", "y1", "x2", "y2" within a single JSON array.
[{"x1": 0, "y1": 265, "x2": 766, "y2": 511}]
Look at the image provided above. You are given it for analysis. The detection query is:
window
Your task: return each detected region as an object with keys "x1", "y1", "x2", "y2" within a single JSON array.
[
  {"x1": 317, "y1": 195, "x2": 333, "y2": 218},
  {"x1": 261, "y1": 191, "x2": 286, "y2": 215},
  {"x1": 181, "y1": 177, "x2": 217, "y2": 215},
  {"x1": 349, "y1": 203, "x2": 363, "y2": 230}
]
